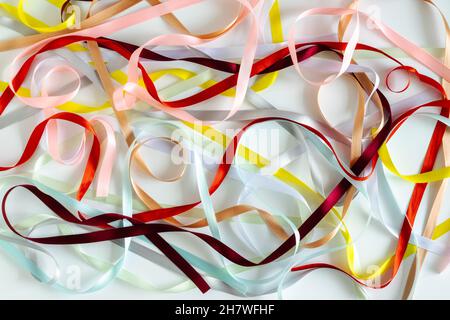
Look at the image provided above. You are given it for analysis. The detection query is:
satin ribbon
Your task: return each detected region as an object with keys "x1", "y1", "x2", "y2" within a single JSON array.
[
  {"x1": 32, "y1": 74, "x2": 450, "y2": 296},
  {"x1": 0, "y1": 33, "x2": 436, "y2": 296},
  {"x1": 0, "y1": 112, "x2": 100, "y2": 200},
  {"x1": 2, "y1": 0, "x2": 450, "y2": 298}
]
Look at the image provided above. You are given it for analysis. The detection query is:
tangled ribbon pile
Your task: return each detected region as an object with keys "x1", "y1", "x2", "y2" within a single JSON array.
[{"x1": 0, "y1": 0, "x2": 449, "y2": 299}]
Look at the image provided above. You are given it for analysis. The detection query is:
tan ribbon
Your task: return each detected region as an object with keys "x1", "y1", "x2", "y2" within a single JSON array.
[{"x1": 0, "y1": 0, "x2": 142, "y2": 52}]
